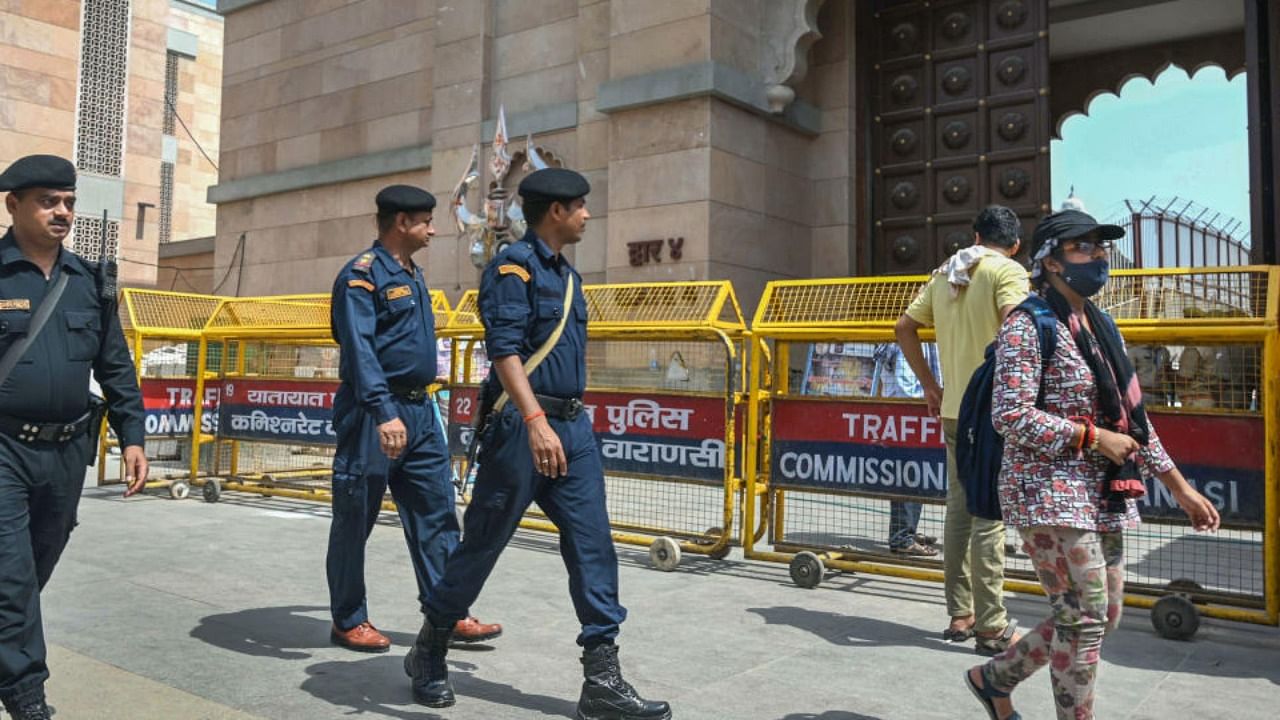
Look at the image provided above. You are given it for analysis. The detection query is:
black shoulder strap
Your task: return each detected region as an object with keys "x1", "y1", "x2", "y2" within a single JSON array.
[
  {"x1": 0, "y1": 272, "x2": 70, "y2": 388},
  {"x1": 1014, "y1": 295, "x2": 1059, "y2": 408}
]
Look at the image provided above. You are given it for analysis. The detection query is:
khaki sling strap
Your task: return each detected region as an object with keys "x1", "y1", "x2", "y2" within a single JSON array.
[{"x1": 491, "y1": 273, "x2": 575, "y2": 414}]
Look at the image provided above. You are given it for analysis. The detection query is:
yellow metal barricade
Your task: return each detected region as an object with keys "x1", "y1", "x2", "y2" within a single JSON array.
[
  {"x1": 183, "y1": 291, "x2": 452, "y2": 504},
  {"x1": 106, "y1": 289, "x2": 225, "y2": 497},
  {"x1": 439, "y1": 282, "x2": 748, "y2": 569},
  {"x1": 744, "y1": 266, "x2": 1280, "y2": 638}
]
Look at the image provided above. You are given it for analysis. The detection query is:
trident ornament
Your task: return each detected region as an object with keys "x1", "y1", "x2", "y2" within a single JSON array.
[{"x1": 452, "y1": 106, "x2": 556, "y2": 269}]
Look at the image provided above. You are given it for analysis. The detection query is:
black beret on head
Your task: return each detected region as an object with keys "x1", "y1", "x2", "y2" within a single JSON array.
[
  {"x1": 0, "y1": 154, "x2": 76, "y2": 193},
  {"x1": 1030, "y1": 208, "x2": 1124, "y2": 256},
  {"x1": 375, "y1": 184, "x2": 436, "y2": 214},
  {"x1": 518, "y1": 168, "x2": 590, "y2": 204}
]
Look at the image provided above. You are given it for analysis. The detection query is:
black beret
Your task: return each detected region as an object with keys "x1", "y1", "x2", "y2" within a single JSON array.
[
  {"x1": 1031, "y1": 209, "x2": 1124, "y2": 255},
  {"x1": 0, "y1": 154, "x2": 76, "y2": 193},
  {"x1": 375, "y1": 184, "x2": 436, "y2": 213},
  {"x1": 518, "y1": 168, "x2": 590, "y2": 204}
]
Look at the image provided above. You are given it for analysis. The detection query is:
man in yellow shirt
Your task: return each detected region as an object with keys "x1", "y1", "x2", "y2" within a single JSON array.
[{"x1": 895, "y1": 205, "x2": 1028, "y2": 656}]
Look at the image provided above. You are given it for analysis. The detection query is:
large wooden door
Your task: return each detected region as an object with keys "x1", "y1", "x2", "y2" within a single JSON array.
[{"x1": 868, "y1": 0, "x2": 1050, "y2": 274}]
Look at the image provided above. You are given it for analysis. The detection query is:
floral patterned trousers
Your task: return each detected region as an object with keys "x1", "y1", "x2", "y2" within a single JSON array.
[{"x1": 982, "y1": 527, "x2": 1124, "y2": 720}]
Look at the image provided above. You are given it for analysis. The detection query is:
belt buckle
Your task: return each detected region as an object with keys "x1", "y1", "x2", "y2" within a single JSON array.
[{"x1": 565, "y1": 398, "x2": 583, "y2": 419}]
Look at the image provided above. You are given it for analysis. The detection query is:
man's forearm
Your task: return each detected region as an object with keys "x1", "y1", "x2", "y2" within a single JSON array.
[
  {"x1": 493, "y1": 355, "x2": 541, "y2": 418},
  {"x1": 895, "y1": 322, "x2": 940, "y2": 390}
]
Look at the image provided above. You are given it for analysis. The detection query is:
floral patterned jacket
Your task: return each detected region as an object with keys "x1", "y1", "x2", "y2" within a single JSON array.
[{"x1": 993, "y1": 311, "x2": 1175, "y2": 531}]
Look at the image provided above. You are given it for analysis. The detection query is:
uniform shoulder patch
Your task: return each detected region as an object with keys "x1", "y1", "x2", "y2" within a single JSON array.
[
  {"x1": 352, "y1": 252, "x2": 375, "y2": 273},
  {"x1": 347, "y1": 278, "x2": 375, "y2": 292},
  {"x1": 386, "y1": 284, "x2": 413, "y2": 300},
  {"x1": 498, "y1": 264, "x2": 530, "y2": 282}
]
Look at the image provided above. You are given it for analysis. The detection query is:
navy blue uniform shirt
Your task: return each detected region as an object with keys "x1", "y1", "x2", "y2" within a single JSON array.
[
  {"x1": 478, "y1": 231, "x2": 587, "y2": 399},
  {"x1": 0, "y1": 228, "x2": 145, "y2": 446},
  {"x1": 330, "y1": 242, "x2": 437, "y2": 424}
]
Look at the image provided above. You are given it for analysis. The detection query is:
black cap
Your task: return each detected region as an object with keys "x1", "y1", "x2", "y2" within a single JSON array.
[
  {"x1": 375, "y1": 184, "x2": 436, "y2": 214},
  {"x1": 518, "y1": 168, "x2": 590, "y2": 204},
  {"x1": 0, "y1": 154, "x2": 76, "y2": 193},
  {"x1": 1031, "y1": 209, "x2": 1124, "y2": 255}
]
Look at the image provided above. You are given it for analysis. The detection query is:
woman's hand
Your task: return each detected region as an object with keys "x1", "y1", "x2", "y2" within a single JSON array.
[
  {"x1": 1174, "y1": 486, "x2": 1221, "y2": 532},
  {"x1": 1095, "y1": 428, "x2": 1140, "y2": 465}
]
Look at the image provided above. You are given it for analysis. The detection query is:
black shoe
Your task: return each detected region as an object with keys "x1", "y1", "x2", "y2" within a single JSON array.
[
  {"x1": 576, "y1": 643, "x2": 671, "y2": 720},
  {"x1": 3, "y1": 697, "x2": 53, "y2": 720},
  {"x1": 407, "y1": 621, "x2": 456, "y2": 708}
]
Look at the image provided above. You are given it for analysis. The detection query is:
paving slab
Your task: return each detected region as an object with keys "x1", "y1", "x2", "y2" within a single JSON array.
[{"x1": 36, "y1": 484, "x2": 1280, "y2": 719}]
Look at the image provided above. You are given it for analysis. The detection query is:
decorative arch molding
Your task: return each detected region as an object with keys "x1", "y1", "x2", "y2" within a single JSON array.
[
  {"x1": 761, "y1": 0, "x2": 828, "y2": 113},
  {"x1": 1050, "y1": 30, "x2": 1245, "y2": 138}
]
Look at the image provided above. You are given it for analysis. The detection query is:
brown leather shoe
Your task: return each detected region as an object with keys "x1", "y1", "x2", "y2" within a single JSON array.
[
  {"x1": 451, "y1": 616, "x2": 502, "y2": 644},
  {"x1": 330, "y1": 621, "x2": 391, "y2": 653}
]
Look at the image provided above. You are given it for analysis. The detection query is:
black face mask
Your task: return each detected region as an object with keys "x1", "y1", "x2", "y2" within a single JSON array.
[{"x1": 1058, "y1": 258, "x2": 1109, "y2": 297}]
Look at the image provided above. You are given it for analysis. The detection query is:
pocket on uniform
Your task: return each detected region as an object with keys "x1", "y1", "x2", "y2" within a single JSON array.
[
  {"x1": 64, "y1": 311, "x2": 101, "y2": 361},
  {"x1": 536, "y1": 299, "x2": 564, "y2": 320}
]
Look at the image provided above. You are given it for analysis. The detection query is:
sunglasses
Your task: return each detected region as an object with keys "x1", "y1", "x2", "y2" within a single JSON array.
[{"x1": 1063, "y1": 239, "x2": 1112, "y2": 257}]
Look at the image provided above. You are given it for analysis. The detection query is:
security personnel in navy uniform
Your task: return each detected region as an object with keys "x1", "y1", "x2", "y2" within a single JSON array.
[
  {"x1": 407, "y1": 168, "x2": 671, "y2": 720},
  {"x1": 326, "y1": 185, "x2": 502, "y2": 654},
  {"x1": 0, "y1": 154, "x2": 148, "y2": 720}
]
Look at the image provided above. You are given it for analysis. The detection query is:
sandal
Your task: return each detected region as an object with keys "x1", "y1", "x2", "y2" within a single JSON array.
[
  {"x1": 915, "y1": 533, "x2": 938, "y2": 546},
  {"x1": 964, "y1": 667, "x2": 1021, "y2": 720},
  {"x1": 942, "y1": 625, "x2": 975, "y2": 643},
  {"x1": 891, "y1": 541, "x2": 939, "y2": 557},
  {"x1": 975, "y1": 620, "x2": 1019, "y2": 657}
]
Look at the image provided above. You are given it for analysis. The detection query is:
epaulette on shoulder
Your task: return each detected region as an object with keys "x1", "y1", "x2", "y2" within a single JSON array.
[
  {"x1": 351, "y1": 252, "x2": 375, "y2": 274},
  {"x1": 501, "y1": 241, "x2": 535, "y2": 263}
]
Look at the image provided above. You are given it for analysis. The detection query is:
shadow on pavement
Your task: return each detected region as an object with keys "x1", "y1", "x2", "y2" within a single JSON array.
[
  {"x1": 190, "y1": 605, "x2": 494, "y2": 661},
  {"x1": 773, "y1": 707, "x2": 885, "y2": 712},
  {"x1": 303, "y1": 654, "x2": 579, "y2": 719},
  {"x1": 747, "y1": 605, "x2": 970, "y2": 655}
]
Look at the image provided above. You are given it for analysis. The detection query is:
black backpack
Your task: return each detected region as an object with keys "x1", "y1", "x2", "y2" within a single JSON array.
[{"x1": 955, "y1": 295, "x2": 1059, "y2": 521}]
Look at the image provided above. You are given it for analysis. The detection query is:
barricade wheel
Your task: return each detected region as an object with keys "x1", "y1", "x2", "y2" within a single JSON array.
[
  {"x1": 790, "y1": 551, "x2": 824, "y2": 589},
  {"x1": 202, "y1": 480, "x2": 222, "y2": 504},
  {"x1": 649, "y1": 537, "x2": 682, "y2": 572},
  {"x1": 1151, "y1": 595, "x2": 1200, "y2": 640},
  {"x1": 1167, "y1": 578, "x2": 1204, "y2": 598},
  {"x1": 169, "y1": 482, "x2": 190, "y2": 500}
]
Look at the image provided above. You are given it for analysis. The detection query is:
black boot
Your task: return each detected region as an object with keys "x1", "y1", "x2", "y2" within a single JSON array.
[
  {"x1": 576, "y1": 643, "x2": 671, "y2": 720},
  {"x1": 3, "y1": 697, "x2": 53, "y2": 719},
  {"x1": 405, "y1": 619, "x2": 455, "y2": 708}
]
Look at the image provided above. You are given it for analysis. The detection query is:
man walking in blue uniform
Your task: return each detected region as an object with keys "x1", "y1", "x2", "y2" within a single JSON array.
[
  {"x1": 326, "y1": 185, "x2": 501, "y2": 653},
  {"x1": 0, "y1": 154, "x2": 149, "y2": 720},
  {"x1": 406, "y1": 168, "x2": 670, "y2": 720}
]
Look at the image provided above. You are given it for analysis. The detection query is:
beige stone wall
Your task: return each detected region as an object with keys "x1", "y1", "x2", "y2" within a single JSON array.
[
  {"x1": 214, "y1": 0, "x2": 435, "y2": 296},
  {"x1": 118, "y1": 0, "x2": 170, "y2": 287},
  {"x1": 168, "y1": 5, "x2": 223, "y2": 244},
  {"x1": 154, "y1": 242, "x2": 215, "y2": 293},
  {"x1": 0, "y1": 0, "x2": 81, "y2": 235},
  {"x1": 211, "y1": 0, "x2": 860, "y2": 316}
]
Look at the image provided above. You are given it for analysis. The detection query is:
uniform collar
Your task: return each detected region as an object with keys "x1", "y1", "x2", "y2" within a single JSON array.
[
  {"x1": 0, "y1": 228, "x2": 85, "y2": 274},
  {"x1": 372, "y1": 240, "x2": 414, "y2": 277},
  {"x1": 523, "y1": 230, "x2": 567, "y2": 270}
]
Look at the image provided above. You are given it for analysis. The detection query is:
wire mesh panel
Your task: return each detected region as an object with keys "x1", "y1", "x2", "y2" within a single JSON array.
[
  {"x1": 748, "y1": 267, "x2": 1280, "y2": 629},
  {"x1": 104, "y1": 291, "x2": 226, "y2": 490}
]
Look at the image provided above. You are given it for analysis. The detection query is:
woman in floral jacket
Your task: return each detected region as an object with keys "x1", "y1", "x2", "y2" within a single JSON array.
[{"x1": 963, "y1": 209, "x2": 1220, "y2": 720}]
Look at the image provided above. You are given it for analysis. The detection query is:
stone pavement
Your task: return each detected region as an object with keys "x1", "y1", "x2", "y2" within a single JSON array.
[{"x1": 38, "y1": 483, "x2": 1280, "y2": 719}]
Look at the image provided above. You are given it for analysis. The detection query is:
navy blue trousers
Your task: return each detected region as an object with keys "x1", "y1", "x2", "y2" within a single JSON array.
[
  {"x1": 0, "y1": 433, "x2": 90, "y2": 705},
  {"x1": 326, "y1": 396, "x2": 458, "y2": 630},
  {"x1": 426, "y1": 405, "x2": 626, "y2": 647}
]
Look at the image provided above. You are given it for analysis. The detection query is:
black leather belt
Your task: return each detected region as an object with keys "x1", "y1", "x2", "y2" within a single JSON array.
[
  {"x1": 0, "y1": 410, "x2": 95, "y2": 445},
  {"x1": 534, "y1": 394, "x2": 584, "y2": 420},
  {"x1": 389, "y1": 384, "x2": 429, "y2": 402}
]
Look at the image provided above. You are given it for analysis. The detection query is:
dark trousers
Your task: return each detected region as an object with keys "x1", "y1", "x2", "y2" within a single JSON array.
[
  {"x1": 426, "y1": 405, "x2": 626, "y2": 647},
  {"x1": 326, "y1": 396, "x2": 459, "y2": 630},
  {"x1": 0, "y1": 433, "x2": 90, "y2": 705}
]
